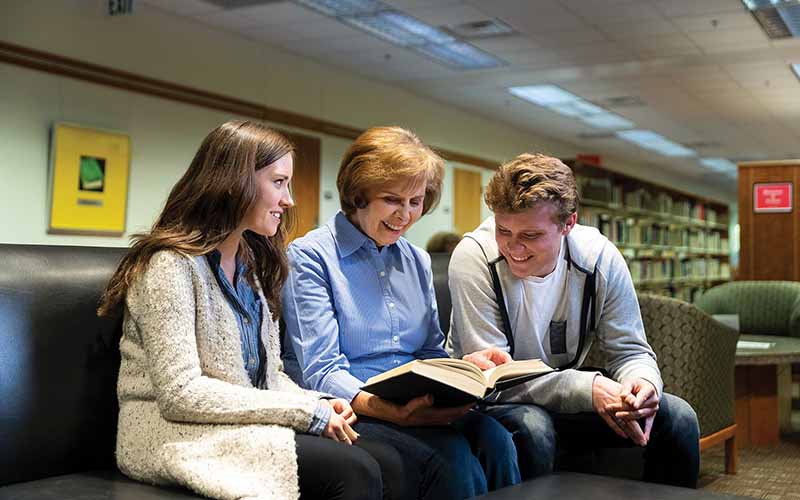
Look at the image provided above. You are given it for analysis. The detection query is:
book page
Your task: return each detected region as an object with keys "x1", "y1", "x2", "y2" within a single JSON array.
[
  {"x1": 484, "y1": 359, "x2": 552, "y2": 387},
  {"x1": 423, "y1": 358, "x2": 485, "y2": 386}
]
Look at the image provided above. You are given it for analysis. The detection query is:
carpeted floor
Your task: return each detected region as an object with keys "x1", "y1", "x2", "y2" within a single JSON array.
[{"x1": 699, "y1": 431, "x2": 800, "y2": 499}]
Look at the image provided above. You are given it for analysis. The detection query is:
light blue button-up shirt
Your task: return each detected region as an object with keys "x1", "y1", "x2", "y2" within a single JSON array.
[
  {"x1": 206, "y1": 250, "x2": 329, "y2": 435},
  {"x1": 282, "y1": 211, "x2": 448, "y2": 402}
]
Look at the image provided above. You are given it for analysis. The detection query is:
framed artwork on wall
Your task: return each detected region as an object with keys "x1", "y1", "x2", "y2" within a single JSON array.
[{"x1": 47, "y1": 123, "x2": 130, "y2": 236}]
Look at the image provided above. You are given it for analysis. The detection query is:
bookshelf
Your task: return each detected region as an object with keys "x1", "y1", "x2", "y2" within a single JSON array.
[{"x1": 566, "y1": 160, "x2": 731, "y2": 302}]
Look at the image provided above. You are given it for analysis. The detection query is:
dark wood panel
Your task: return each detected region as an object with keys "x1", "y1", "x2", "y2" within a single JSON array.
[{"x1": 737, "y1": 163, "x2": 800, "y2": 281}]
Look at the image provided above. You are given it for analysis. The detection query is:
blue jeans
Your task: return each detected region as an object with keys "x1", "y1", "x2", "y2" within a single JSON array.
[
  {"x1": 354, "y1": 410, "x2": 521, "y2": 499},
  {"x1": 479, "y1": 393, "x2": 700, "y2": 488}
]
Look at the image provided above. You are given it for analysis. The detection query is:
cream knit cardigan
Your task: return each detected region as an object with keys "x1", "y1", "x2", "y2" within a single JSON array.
[{"x1": 116, "y1": 250, "x2": 323, "y2": 500}]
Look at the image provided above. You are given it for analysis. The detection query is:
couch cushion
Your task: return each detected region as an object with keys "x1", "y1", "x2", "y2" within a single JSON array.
[
  {"x1": 0, "y1": 244, "x2": 127, "y2": 486},
  {"x1": 0, "y1": 470, "x2": 201, "y2": 500}
]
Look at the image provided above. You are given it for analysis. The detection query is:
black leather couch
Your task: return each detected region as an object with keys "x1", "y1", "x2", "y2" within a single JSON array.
[
  {"x1": 0, "y1": 244, "x2": 742, "y2": 500},
  {"x1": 0, "y1": 244, "x2": 200, "y2": 499}
]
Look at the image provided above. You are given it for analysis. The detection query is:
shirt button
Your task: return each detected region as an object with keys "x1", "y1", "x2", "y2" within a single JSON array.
[
  {"x1": 388, "y1": 302, "x2": 395, "y2": 308},
  {"x1": 243, "y1": 317, "x2": 250, "y2": 324},
  {"x1": 248, "y1": 357, "x2": 256, "y2": 366},
  {"x1": 392, "y1": 336, "x2": 399, "y2": 342},
  {"x1": 380, "y1": 271, "x2": 386, "y2": 277}
]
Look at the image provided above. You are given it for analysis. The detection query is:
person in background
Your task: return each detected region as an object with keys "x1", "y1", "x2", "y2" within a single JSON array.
[
  {"x1": 98, "y1": 120, "x2": 404, "y2": 500},
  {"x1": 426, "y1": 231, "x2": 462, "y2": 255},
  {"x1": 283, "y1": 126, "x2": 521, "y2": 499},
  {"x1": 447, "y1": 153, "x2": 700, "y2": 488}
]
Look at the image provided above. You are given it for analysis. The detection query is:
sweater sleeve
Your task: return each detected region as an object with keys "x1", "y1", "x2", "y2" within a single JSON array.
[
  {"x1": 126, "y1": 251, "x2": 318, "y2": 432},
  {"x1": 595, "y1": 245, "x2": 664, "y2": 397}
]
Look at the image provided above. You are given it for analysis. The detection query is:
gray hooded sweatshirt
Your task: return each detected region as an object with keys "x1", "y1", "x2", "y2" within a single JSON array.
[{"x1": 447, "y1": 217, "x2": 662, "y2": 414}]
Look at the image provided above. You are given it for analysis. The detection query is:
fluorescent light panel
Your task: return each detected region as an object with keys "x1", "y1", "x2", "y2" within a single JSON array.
[
  {"x1": 293, "y1": 0, "x2": 387, "y2": 17},
  {"x1": 616, "y1": 130, "x2": 696, "y2": 157},
  {"x1": 508, "y1": 85, "x2": 635, "y2": 130},
  {"x1": 292, "y1": 0, "x2": 504, "y2": 70},
  {"x1": 792, "y1": 63, "x2": 800, "y2": 80},
  {"x1": 700, "y1": 158, "x2": 737, "y2": 173}
]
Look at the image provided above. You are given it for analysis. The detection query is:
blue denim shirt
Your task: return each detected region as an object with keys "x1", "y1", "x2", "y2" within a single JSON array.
[
  {"x1": 282, "y1": 212, "x2": 448, "y2": 402},
  {"x1": 206, "y1": 250, "x2": 329, "y2": 435}
]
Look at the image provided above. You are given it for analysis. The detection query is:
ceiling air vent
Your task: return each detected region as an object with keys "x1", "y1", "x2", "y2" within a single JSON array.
[
  {"x1": 742, "y1": 0, "x2": 800, "y2": 39},
  {"x1": 445, "y1": 19, "x2": 515, "y2": 39}
]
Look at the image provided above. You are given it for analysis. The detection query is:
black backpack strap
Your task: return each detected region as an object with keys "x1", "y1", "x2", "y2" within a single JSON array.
[{"x1": 464, "y1": 235, "x2": 515, "y2": 357}]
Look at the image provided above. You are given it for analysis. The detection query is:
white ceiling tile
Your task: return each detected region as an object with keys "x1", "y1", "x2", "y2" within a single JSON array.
[
  {"x1": 629, "y1": 33, "x2": 701, "y2": 57},
  {"x1": 686, "y1": 26, "x2": 767, "y2": 46},
  {"x1": 470, "y1": 0, "x2": 591, "y2": 34},
  {"x1": 499, "y1": 49, "x2": 563, "y2": 67},
  {"x1": 241, "y1": 18, "x2": 362, "y2": 43},
  {"x1": 140, "y1": 0, "x2": 219, "y2": 16},
  {"x1": 195, "y1": 10, "x2": 256, "y2": 31},
  {"x1": 598, "y1": 18, "x2": 680, "y2": 39},
  {"x1": 654, "y1": 0, "x2": 747, "y2": 18},
  {"x1": 470, "y1": 35, "x2": 542, "y2": 54},
  {"x1": 561, "y1": 0, "x2": 662, "y2": 23},
  {"x1": 529, "y1": 27, "x2": 609, "y2": 48},
  {"x1": 233, "y1": 2, "x2": 328, "y2": 26},
  {"x1": 670, "y1": 11, "x2": 757, "y2": 33}
]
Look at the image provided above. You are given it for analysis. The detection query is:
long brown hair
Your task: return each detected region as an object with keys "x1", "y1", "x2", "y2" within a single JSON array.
[{"x1": 98, "y1": 120, "x2": 295, "y2": 318}]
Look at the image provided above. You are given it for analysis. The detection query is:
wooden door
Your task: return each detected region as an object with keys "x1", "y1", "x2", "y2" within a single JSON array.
[
  {"x1": 284, "y1": 131, "x2": 320, "y2": 242},
  {"x1": 453, "y1": 168, "x2": 483, "y2": 235}
]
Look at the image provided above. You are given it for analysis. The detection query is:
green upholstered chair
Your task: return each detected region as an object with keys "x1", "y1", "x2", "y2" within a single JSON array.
[
  {"x1": 584, "y1": 294, "x2": 740, "y2": 474},
  {"x1": 694, "y1": 281, "x2": 800, "y2": 338}
]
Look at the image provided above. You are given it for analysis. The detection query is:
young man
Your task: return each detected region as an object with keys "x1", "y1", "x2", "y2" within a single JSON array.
[{"x1": 447, "y1": 153, "x2": 700, "y2": 488}]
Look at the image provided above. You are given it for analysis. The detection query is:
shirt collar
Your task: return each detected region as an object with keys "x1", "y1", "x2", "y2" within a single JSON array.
[
  {"x1": 206, "y1": 248, "x2": 248, "y2": 281},
  {"x1": 329, "y1": 211, "x2": 413, "y2": 260}
]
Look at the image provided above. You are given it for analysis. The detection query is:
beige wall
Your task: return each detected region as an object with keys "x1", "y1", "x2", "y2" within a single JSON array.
[{"x1": 0, "y1": 0, "x2": 735, "y2": 247}]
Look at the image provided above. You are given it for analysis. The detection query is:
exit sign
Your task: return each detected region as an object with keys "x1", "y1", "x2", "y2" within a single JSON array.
[{"x1": 754, "y1": 182, "x2": 793, "y2": 213}]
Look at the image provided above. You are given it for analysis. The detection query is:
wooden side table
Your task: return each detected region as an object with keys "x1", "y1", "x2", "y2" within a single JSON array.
[{"x1": 735, "y1": 334, "x2": 800, "y2": 446}]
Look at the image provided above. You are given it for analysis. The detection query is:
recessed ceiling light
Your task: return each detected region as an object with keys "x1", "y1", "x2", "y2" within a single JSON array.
[
  {"x1": 700, "y1": 158, "x2": 738, "y2": 173},
  {"x1": 616, "y1": 130, "x2": 697, "y2": 157},
  {"x1": 509, "y1": 85, "x2": 635, "y2": 130},
  {"x1": 292, "y1": 0, "x2": 504, "y2": 70},
  {"x1": 416, "y1": 42, "x2": 504, "y2": 69},
  {"x1": 294, "y1": 0, "x2": 387, "y2": 17}
]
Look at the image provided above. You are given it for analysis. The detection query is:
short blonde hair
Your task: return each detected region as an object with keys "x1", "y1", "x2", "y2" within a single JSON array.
[
  {"x1": 484, "y1": 153, "x2": 578, "y2": 225},
  {"x1": 337, "y1": 126, "x2": 444, "y2": 216}
]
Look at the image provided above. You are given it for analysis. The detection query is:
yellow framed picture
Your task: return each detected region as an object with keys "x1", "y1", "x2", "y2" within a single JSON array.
[{"x1": 48, "y1": 123, "x2": 130, "y2": 236}]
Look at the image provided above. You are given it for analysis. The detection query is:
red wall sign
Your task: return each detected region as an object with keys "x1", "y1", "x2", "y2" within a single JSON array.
[{"x1": 754, "y1": 182, "x2": 793, "y2": 213}]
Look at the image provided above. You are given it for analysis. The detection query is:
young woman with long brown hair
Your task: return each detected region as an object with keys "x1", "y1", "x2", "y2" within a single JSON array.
[{"x1": 98, "y1": 120, "x2": 402, "y2": 500}]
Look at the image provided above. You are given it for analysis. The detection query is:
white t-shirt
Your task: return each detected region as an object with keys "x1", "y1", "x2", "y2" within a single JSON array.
[{"x1": 510, "y1": 237, "x2": 568, "y2": 359}]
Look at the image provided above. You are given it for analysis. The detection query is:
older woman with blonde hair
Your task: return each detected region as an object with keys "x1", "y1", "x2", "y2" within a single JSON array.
[{"x1": 282, "y1": 126, "x2": 520, "y2": 499}]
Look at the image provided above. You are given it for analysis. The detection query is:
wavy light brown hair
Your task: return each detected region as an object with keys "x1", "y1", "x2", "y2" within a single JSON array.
[
  {"x1": 98, "y1": 120, "x2": 295, "y2": 318},
  {"x1": 337, "y1": 126, "x2": 444, "y2": 216},
  {"x1": 484, "y1": 153, "x2": 578, "y2": 225}
]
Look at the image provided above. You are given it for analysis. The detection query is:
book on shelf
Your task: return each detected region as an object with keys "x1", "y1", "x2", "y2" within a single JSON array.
[{"x1": 361, "y1": 358, "x2": 555, "y2": 407}]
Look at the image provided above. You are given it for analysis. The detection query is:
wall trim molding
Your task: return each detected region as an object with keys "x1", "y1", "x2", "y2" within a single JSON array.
[{"x1": 0, "y1": 41, "x2": 498, "y2": 170}]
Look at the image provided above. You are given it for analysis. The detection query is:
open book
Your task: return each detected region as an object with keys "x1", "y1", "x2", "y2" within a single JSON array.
[{"x1": 361, "y1": 358, "x2": 554, "y2": 407}]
